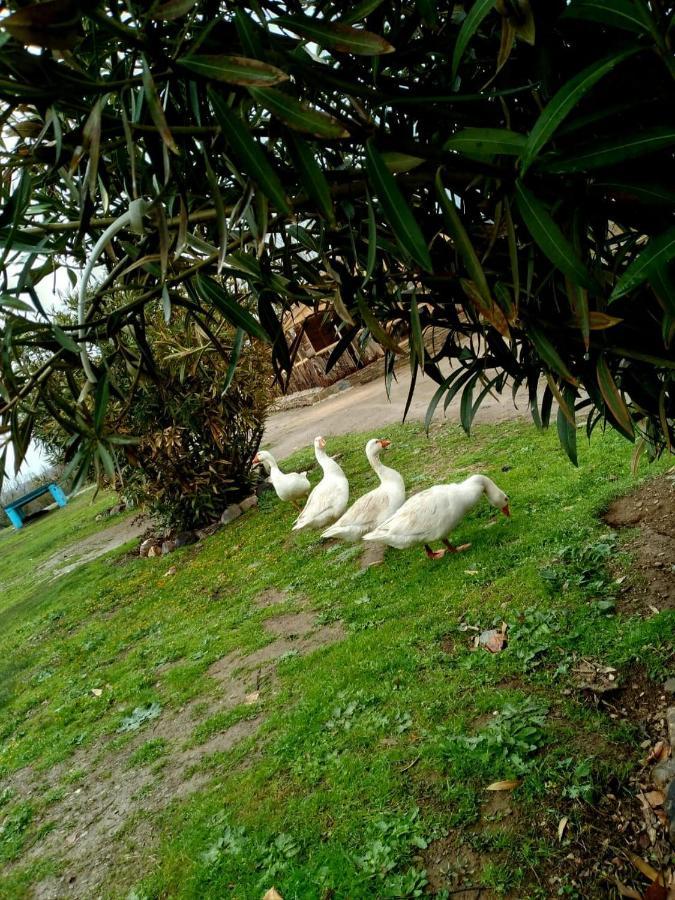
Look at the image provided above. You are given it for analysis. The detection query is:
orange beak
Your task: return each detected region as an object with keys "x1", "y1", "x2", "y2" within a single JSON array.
[
  {"x1": 253, "y1": 454, "x2": 260, "y2": 465},
  {"x1": 502, "y1": 504, "x2": 510, "y2": 517},
  {"x1": 379, "y1": 439, "x2": 391, "y2": 448}
]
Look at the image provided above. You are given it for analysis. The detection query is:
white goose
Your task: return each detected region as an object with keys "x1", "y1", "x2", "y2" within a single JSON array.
[
  {"x1": 363, "y1": 474, "x2": 510, "y2": 559},
  {"x1": 321, "y1": 438, "x2": 405, "y2": 542},
  {"x1": 292, "y1": 436, "x2": 349, "y2": 531},
  {"x1": 252, "y1": 449, "x2": 310, "y2": 510}
]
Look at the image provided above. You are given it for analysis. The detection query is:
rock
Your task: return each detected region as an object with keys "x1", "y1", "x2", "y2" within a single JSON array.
[
  {"x1": 652, "y1": 759, "x2": 675, "y2": 790},
  {"x1": 196, "y1": 522, "x2": 221, "y2": 540},
  {"x1": 668, "y1": 706, "x2": 675, "y2": 748},
  {"x1": 139, "y1": 538, "x2": 157, "y2": 557},
  {"x1": 220, "y1": 504, "x2": 243, "y2": 525},
  {"x1": 664, "y1": 677, "x2": 675, "y2": 694},
  {"x1": 239, "y1": 495, "x2": 258, "y2": 512},
  {"x1": 161, "y1": 540, "x2": 177, "y2": 555},
  {"x1": 175, "y1": 530, "x2": 198, "y2": 548},
  {"x1": 666, "y1": 779, "x2": 675, "y2": 846},
  {"x1": 108, "y1": 503, "x2": 125, "y2": 516},
  {"x1": 147, "y1": 545, "x2": 162, "y2": 558}
]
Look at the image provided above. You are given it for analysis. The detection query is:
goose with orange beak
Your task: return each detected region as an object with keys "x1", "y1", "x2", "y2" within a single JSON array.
[
  {"x1": 321, "y1": 438, "x2": 405, "y2": 542},
  {"x1": 251, "y1": 449, "x2": 310, "y2": 510},
  {"x1": 292, "y1": 436, "x2": 349, "y2": 531},
  {"x1": 363, "y1": 474, "x2": 510, "y2": 559}
]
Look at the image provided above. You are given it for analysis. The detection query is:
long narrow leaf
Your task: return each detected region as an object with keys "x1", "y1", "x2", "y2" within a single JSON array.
[
  {"x1": 562, "y1": 0, "x2": 650, "y2": 34},
  {"x1": 596, "y1": 355, "x2": 634, "y2": 439},
  {"x1": 452, "y1": 0, "x2": 496, "y2": 82},
  {"x1": 209, "y1": 89, "x2": 290, "y2": 215},
  {"x1": 557, "y1": 385, "x2": 578, "y2": 465},
  {"x1": 610, "y1": 226, "x2": 675, "y2": 302},
  {"x1": 444, "y1": 128, "x2": 526, "y2": 159},
  {"x1": 529, "y1": 325, "x2": 578, "y2": 384},
  {"x1": 273, "y1": 16, "x2": 394, "y2": 55},
  {"x1": 366, "y1": 142, "x2": 432, "y2": 272},
  {"x1": 249, "y1": 88, "x2": 349, "y2": 139},
  {"x1": 178, "y1": 55, "x2": 289, "y2": 87},
  {"x1": 541, "y1": 127, "x2": 675, "y2": 173},
  {"x1": 195, "y1": 275, "x2": 270, "y2": 342},
  {"x1": 520, "y1": 48, "x2": 638, "y2": 174},
  {"x1": 288, "y1": 135, "x2": 335, "y2": 224},
  {"x1": 515, "y1": 183, "x2": 593, "y2": 289},
  {"x1": 436, "y1": 170, "x2": 490, "y2": 302}
]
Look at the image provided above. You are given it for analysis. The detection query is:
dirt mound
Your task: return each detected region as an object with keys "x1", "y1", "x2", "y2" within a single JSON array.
[{"x1": 603, "y1": 472, "x2": 675, "y2": 614}]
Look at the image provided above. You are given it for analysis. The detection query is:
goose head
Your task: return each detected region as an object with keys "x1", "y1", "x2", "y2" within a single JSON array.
[
  {"x1": 314, "y1": 435, "x2": 327, "y2": 451},
  {"x1": 485, "y1": 480, "x2": 510, "y2": 517},
  {"x1": 252, "y1": 450, "x2": 274, "y2": 472},
  {"x1": 366, "y1": 437, "x2": 391, "y2": 458}
]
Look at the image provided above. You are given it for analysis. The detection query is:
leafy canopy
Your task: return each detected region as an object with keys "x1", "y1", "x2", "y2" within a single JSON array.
[{"x1": 0, "y1": 0, "x2": 673, "y2": 484}]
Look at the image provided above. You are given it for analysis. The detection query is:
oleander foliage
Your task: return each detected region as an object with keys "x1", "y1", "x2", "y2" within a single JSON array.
[{"x1": 0, "y1": 0, "x2": 673, "y2": 485}]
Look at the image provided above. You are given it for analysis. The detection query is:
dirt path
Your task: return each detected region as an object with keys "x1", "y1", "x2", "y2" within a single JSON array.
[
  {"x1": 37, "y1": 515, "x2": 150, "y2": 579},
  {"x1": 263, "y1": 364, "x2": 532, "y2": 459}
]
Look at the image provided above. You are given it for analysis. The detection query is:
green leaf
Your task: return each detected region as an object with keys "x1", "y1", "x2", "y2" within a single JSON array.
[
  {"x1": 2, "y1": 0, "x2": 81, "y2": 49},
  {"x1": 364, "y1": 191, "x2": 377, "y2": 283},
  {"x1": 596, "y1": 355, "x2": 634, "y2": 440},
  {"x1": 520, "y1": 48, "x2": 638, "y2": 174},
  {"x1": 195, "y1": 275, "x2": 270, "y2": 343},
  {"x1": 288, "y1": 136, "x2": 335, "y2": 224},
  {"x1": 141, "y1": 58, "x2": 179, "y2": 156},
  {"x1": 541, "y1": 127, "x2": 675, "y2": 173},
  {"x1": 610, "y1": 227, "x2": 675, "y2": 301},
  {"x1": 561, "y1": 0, "x2": 650, "y2": 34},
  {"x1": 52, "y1": 324, "x2": 80, "y2": 354},
  {"x1": 249, "y1": 88, "x2": 349, "y2": 139},
  {"x1": 356, "y1": 294, "x2": 402, "y2": 354},
  {"x1": 366, "y1": 142, "x2": 432, "y2": 272},
  {"x1": 410, "y1": 293, "x2": 425, "y2": 367},
  {"x1": 380, "y1": 152, "x2": 426, "y2": 173},
  {"x1": 460, "y1": 371, "x2": 481, "y2": 436},
  {"x1": 0, "y1": 295, "x2": 32, "y2": 311},
  {"x1": 452, "y1": 0, "x2": 496, "y2": 82},
  {"x1": 178, "y1": 55, "x2": 289, "y2": 87},
  {"x1": 444, "y1": 128, "x2": 526, "y2": 159},
  {"x1": 557, "y1": 386, "x2": 578, "y2": 466},
  {"x1": 341, "y1": 0, "x2": 387, "y2": 25},
  {"x1": 514, "y1": 183, "x2": 594, "y2": 289},
  {"x1": 273, "y1": 16, "x2": 394, "y2": 55},
  {"x1": 97, "y1": 442, "x2": 116, "y2": 480},
  {"x1": 209, "y1": 89, "x2": 291, "y2": 215},
  {"x1": 529, "y1": 325, "x2": 578, "y2": 385},
  {"x1": 222, "y1": 328, "x2": 245, "y2": 395},
  {"x1": 93, "y1": 374, "x2": 109, "y2": 434},
  {"x1": 436, "y1": 170, "x2": 491, "y2": 304}
]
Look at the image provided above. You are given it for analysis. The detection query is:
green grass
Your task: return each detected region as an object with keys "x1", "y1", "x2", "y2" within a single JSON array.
[{"x1": 0, "y1": 420, "x2": 673, "y2": 898}]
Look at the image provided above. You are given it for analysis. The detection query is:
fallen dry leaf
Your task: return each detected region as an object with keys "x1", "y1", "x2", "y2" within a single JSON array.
[
  {"x1": 644, "y1": 789, "x2": 665, "y2": 807},
  {"x1": 245, "y1": 691, "x2": 260, "y2": 705},
  {"x1": 486, "y1": 779, "x2": 520, "y2": 791},
  {"x1": 644, "y1": 883, "x2": 668, "y2": 900},
  {"x1": 91, "y1": 688, "x2": 102, "y2": 697},
  {"x1": 613, "y1": 877, "x2": 642, "y2": 899},
  {"x1": 645, "y1": 740, "x2": 669, "y2": 765},
  {"x1": 557, "y1": 815, "x2": 569, "y2": 841},
  {"x1": 262, "y1": 889, "x2": 283, "y2": 900},
  {"x1": 464, "y1": 569, "x2": 479, "y2": 575},
  {"x1": 626, "y1": 851, "x2": 666, "y2": 885},
  {"x1": 163, "y1": 566, "x2": 177, "y2": 577}
]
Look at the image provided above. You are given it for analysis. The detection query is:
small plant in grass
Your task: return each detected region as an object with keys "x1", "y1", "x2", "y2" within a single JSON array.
[
  {"x1": 355, "y1": 807, "x2": 428, "y2": 884},
  {"x1": 542, "y1": 534, "x2": 619, "y2": 609},
  {"x1": 128, "y1": 738, "x2": 168, "y2": 768},
  {"x1": 116, "y1": 703, "x2": 162, "y2": 733},
  {"x1": 0, "y1": 803, "x2": 33, "y2": 863},
  {"x1": 444, "y1": 698, "x2": 550, "y2": 779}
]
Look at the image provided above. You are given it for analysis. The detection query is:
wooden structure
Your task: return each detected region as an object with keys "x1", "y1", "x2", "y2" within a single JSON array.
[
  {"x1": 3, "y1": 482, "x2": 68, "y2": 529},
  {"x1": 284, "y1": 303, "x2": 383, "y2": 394}
]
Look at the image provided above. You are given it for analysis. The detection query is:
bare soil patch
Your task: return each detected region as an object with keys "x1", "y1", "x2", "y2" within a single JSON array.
[
  {"x1": 4, "y1": 601, "x2": 345, "y2": 898},
  {"x1": 603, "y1": 472, "x2": 675, "y2": 615},
  {"x1": 36, "y1": 515, "x2": 151, "y2": 579}
]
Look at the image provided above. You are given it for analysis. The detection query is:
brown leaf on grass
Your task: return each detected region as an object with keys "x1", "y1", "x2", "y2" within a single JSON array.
[
  {"x1": 263, "y1": 890, "x2": 283, "y2": 900},
  {"x1": 486, "y1": 779, "x2": 520, "y2": 791},
  {"x1": 245, "y1": 691, "x2": 260, "y2": 705},
  {"x1": 644, "y1": 790, "x2": 665, "y2": 807},
  {"x1": 91, "y1": 688, "x2": 102, "y2": 697},
  {"x1": 613, "y1": 878, "x2": 642, "y2": 899},
  {"x1": 626, "y1": 851, "x2": 666, "y2": 885},
  {"x1": 477, "y1": 621, "x2": 508, "y2": 653},
  {"x1": 572, "y1": 659, "x2": 620, "y2": 694},
  {"x1": 557, "y1": 815, "x2": 569, "y2": 841},
  {"x1": 644, "y1": 883, "x2": 668, "y2": 900},
  {"x1": 645, "y1": 740, "x2": 670, "y2": 765}
]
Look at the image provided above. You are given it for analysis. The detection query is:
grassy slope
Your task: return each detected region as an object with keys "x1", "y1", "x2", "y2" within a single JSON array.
[{"x1": 0, "y1": 421, "x2": 672, "y2": 898}]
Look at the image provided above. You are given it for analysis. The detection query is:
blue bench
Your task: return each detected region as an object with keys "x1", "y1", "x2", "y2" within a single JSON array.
[{"x1": 3, "y1": 482, "x2": 68, "y2": 529}]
